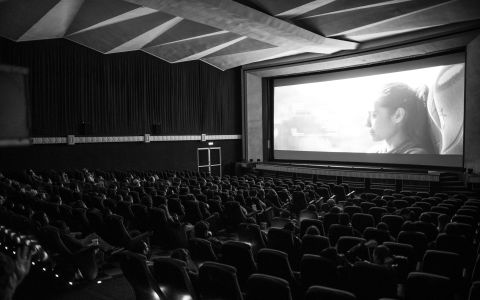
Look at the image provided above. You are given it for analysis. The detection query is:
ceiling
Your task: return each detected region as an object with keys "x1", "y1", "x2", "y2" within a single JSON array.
[{"x1": 0, "y1": 0, "x2": 479, "y2": 70}]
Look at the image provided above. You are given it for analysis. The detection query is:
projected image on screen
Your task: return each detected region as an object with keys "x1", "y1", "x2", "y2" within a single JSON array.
[{"x1": 273, "y1": 54, "x2": 465, "y2": 167}]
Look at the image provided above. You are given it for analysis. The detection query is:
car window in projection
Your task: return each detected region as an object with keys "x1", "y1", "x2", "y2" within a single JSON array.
[
  {"x1": 273, "y1": 53, "x2": 465, "y2": 167},
  {"x1": 0, "y1": 65, "x2": 30, "y2": 145}
]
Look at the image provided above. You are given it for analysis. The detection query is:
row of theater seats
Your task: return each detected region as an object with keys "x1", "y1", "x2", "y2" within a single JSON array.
[{"x1": 1, "y1": 169, "x2": 480, "y2": 300}]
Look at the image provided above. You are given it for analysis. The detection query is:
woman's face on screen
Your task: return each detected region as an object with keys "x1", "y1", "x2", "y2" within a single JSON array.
[{"x1": 367, "y1": 102, "x2": 396, "y2": 141}]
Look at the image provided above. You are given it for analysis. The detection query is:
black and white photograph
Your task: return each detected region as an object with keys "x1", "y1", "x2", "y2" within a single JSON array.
[{"x1": 1, "y1": 1, "x2": 480, "y2": 300}]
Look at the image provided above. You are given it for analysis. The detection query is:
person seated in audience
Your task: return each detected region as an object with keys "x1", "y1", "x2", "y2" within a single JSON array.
[
  {"x1": 437, "y1": 213, "x2": 449, "y2": 233},
  {"x1": 193, "y1": 221, "x2": 223, "y2": 254},
  {"x1": 372, "y1": 245, "x2": 394, "y2": 267},
  {"x1": 376, "y1": 222, "x2": 395, "y2": 242},
  {"x1": 171, "y1": 248, "x2": 198, "y2": 276},
  {"x1": 320, "y1": 247, "x2": 345, "y2": 267},
  {"x1": 305, "y1": 225, "x2": 321, "y2": 236},
  {"x1": 300, "y1": 204, "x2": 319, "y2": 220},
  {"x1": 283, "y1": 221, "x2": 302, "y2": 249},
  {"x1": 0, "y1": 245, "x2": 32, "y2": 300},
  {"x1": 366, "y1": 82, "x2": 434, "y2": 154}
]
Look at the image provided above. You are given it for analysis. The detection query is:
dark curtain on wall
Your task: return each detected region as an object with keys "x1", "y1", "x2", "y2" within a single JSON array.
[{"x1": 0, "y1": 37, "x2": 241, "y2": 137}]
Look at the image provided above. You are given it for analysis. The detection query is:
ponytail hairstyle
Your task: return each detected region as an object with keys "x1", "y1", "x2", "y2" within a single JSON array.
[{"x1": 377, "y1": 82, "x2": 435, "y2": 154}]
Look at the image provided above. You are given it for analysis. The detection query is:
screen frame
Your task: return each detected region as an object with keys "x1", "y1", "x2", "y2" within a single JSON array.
[{"x1": 268, "y1": 50, "x2": 466, "y2": 170}]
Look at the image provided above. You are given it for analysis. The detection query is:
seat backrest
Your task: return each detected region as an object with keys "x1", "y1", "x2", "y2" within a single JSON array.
[
  {"x1": 120, "y1": 251, "x2": 165, "y2": 300},
  {"x1": 300, "y1": 254, "x2": 338, "y2": 289},
  {"x1": 198, "y1": 262, "x2": 243, "y2": 300},
  {"x1": 247, "y1": 273, "x2": 292, "y2": 300},
  {"x1": 305, "y1": 285, "x2": 356, "y2": 300},
  {"x1": 350, "y1": 261, "x2": 397, "y2": 300},
  {"x1": 291, "y1": 191, "x2": 307, "y2": 214},
  {"x1": 422, "y1": 250, "x2": 463, "y2": 283},
  {"x1": 221, "y1": 241, "x2": 257, "y2": 289},
  {"x1": 267, "y1": 228, "x2": 294, "y2": 254},
  {"x1": 152, "y1": 257, "x2": 197, "y2": 300},
  {"x1": 183, "y1": 200, "x2": 204, "y2": 224},
  {"x1": 406, "y1": 272, "x2": 453, "y2": 300},
  {"x1": 301, "y1": 235, "x2": 330, "y2": 256},
  {"x1": 323, "y1": 213, "x2": 340, "y2": 231},
  {"x1": 444, "y1": 222, "x2": 474, "y2": 242},
  {"x1": 397, "y1": 231, "x2": 428, "y2": 261},
  {"x1": 360, "y1": 202, "x2": 375, "y2": 213},
  {"x1": 412, "y1": 221, "x2": 438, "y2": 242},
  {"x1": 469, "y1": 281, "x2": 480, "y2": 300},
  {"x1": 343, "y1": 206, "x2": 363, "y2": 218},
  {"x1": 381, "y1": 214, "x2": 404, "y2": 238},
  {"x1": 257, "y1": 248, "x2": 294, "y2": 284},
  {"x1": 351, "y1": 213, "x2": 374, "y2": 233},
  {"x1": 336, "y1": 236, "x2": 366, "y2": 255},
  {"x1": 328, "y1": 224, "x2": 353, "y2": 246},
  {"x1": 392, "y1": 199, "x2": 409, "y2": 209},
  {"x1": 271, "y1": 217, "x2": 291, "y2": 229},
  {"x1": 188, "y1": 237, "x2": 217, "y2": 263},
  {"x1": 300, "y1": 219, "x2": 325, "y2": 237},
  {"x1": 223, "y1": 201, "x2": 247, "y2": 229},
  {"x1": 105, "y1": 214, "x2": 131, "y2": 246},
  {"x1": 435, "y1": 233, "x2": 473, "y2": 266},
  {"x1": 116, "y1": 201, "x2": 135, "y2": 221},
  {"x1": 363, "y1": 227, "x2": 392, "y2": 244},
  {"x1": 383, "y1": 241, "x2": 416, "y2": 271},
  {"x1": 367, "y1": 207, "x2": 388, "y2": 224},
  {"x1": 237, "y1": 223, "x2": 266, "y2": 257}
]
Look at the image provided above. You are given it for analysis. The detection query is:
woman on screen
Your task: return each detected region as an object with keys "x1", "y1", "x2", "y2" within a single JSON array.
[{"x1": 367, "y1": 82, "x2": 434, "y2": 154}]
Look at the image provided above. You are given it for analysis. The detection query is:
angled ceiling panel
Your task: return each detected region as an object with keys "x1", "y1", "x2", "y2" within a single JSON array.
[
  {"x1": 204, "y1": 37, "x2": 276, "y2": 58},
  {"x1": 66, "y1": 0, "x2": 143, "y2": 35},
  {"x1": 296, "y1": 0, "x2": 450, "y2": 37},
  {"x1": 342, "y1": 0, "x2": 480, "y2": 40},
  {"x1": 145, "y1": 19, "x2": 222, "y2": 47},
  {"x1": 68, "y1": 11, "x2": 176, "y2": 53},
  {"x1": 144, "y1": 31, "x2": 245, "y2": 62},
  {"x1": 0, "y1": 0, "x2": 61, "y2": 40},
  {"x1": 297, "y1": 0, "x2": 413, "y2": 18},
  {"x1": 19, "y1": 0, "x2": 85, "y2": 41},
  {"x1": 235, "y1": 0, "x2": 322, "y2": 16},
  {"x1": 202, "y1": 47, "x2": 309, "y2": 70},
  {"x1": 124, "y1": 0, "x2": 358, "y2": 52}
]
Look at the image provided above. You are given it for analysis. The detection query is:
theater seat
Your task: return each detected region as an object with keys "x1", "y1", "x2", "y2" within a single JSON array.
[
  {"x1": 351, "y1": 213, "x2": 375, "y2": 233},
  {"x1": 301, "y1": 235, "x2": 330, "y2": 256},
  {"x1": 188, "y1": 238, "x2": 217, "y2": 265},
  {"x1": 199, "y1": 262, "x2": 243, "y2": 300},
  {"x1": 336, "y1": 236, "x2": 366, "y2": 256},
  {"x1": 381, "y1": 215, "x2": 404, "y2": 239},
  {"x1": 267, "y1": 228, "x2": 299, "y2": 268},
  {"x1": 328, "y1": 224, "x2": 354, "y2": 246},
  {"x1": 406, "y1": 272, "x2": 453, "y2": 300},
  {"x1": 247, "y1": 274, "x2": 292, "y2": 300},
  {"x1": 368, "y1": 207, "x2": 388, "y2": 225},
  {"x1": 343, "y1": 206, "x2": 363, "y2": 218},
  {"x1": 300, "y1": 254, "x2": 339, "y2": 290},
  {"x1": 469, "y1": 281, "x2": 480, "y2": 300},
  {"x1": 422, "y1": 250, "x2": 463, "y2": 288},
  {"x1": 152, "y1": 257, "x2": 198, "y2": 300},
  {"x1": 221, "y1": 241, "x2": 257, "y2": 290},
  {"x1": 350, "y1": 261, "x2": 397, "y2": 300},
  {"x1": 300, "y1": 219, "x2": 325, "y2": 237},
  {"x1": 363, "y1": 227, "x2": 392, "y2": 244},
  {"x1": 397, "y1": 231, "x2": 428, "y2": 262},
  {"x1": 120, "y1": 251, "x2": 165, "y2": 300},
  {"x1": 238, "y1": 223, "x2": 266, "y2": 257},
  {"x1": 383, "y1": 242, "x2": 416, "y2": 271},
  {"x1": 305, "y1": 285, "x2": 356, "y2": 300},
  {"x1": 257, "y1": 248, "x2": 299, "y2": 291}
]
